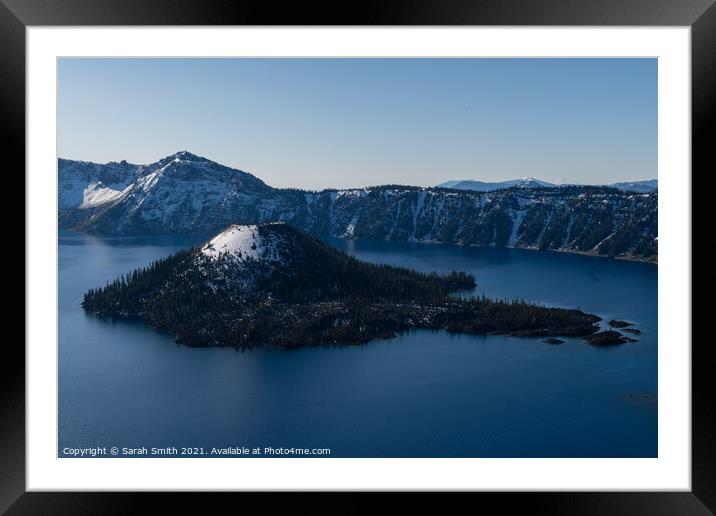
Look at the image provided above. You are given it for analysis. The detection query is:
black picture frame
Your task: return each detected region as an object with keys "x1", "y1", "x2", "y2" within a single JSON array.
[{"x1": 3, "y1": 0, "x2": 711, "y2": 513}]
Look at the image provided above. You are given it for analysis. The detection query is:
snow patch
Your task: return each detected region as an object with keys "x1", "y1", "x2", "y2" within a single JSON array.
[
  {"x1": 507, "y1": 209, "x2": 526, "y2": 247},
  {"x1": 79, "y1": 183, "x2": 131, "y2": 209},
  {"x1": 410, "y1": 190, "x2": 427, "y2": 241},
  {"x1": 342, "y1": 215, "x2": 360, "y2": 238},
  {"x1": 201, "y1": 225, "x2": 263, "y2": 260}
]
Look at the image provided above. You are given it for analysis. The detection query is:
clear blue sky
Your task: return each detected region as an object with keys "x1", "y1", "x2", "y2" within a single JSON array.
[{"x1": 58, "y1": 58, "x2": 656, "y2": 189}]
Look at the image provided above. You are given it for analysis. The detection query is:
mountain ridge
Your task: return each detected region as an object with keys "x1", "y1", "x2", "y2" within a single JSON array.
[
  {"x1": 436, "y1": 177, "x2": 658, "y2": 193},
  {"x1": 437, "y1": 177, "x2": 557, "y2": 191},
  {"x1": 59, "y1": 152, "x2": 658, "y2": 262}
]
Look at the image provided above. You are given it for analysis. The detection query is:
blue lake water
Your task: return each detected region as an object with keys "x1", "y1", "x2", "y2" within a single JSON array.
[{"x1": 59, "y1": 231, "x2": 657, "y2": 458}]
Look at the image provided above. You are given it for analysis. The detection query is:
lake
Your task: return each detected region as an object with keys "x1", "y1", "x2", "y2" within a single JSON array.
[{"x1": 59, "y1": 231, "x2": 657, "y2": 458}]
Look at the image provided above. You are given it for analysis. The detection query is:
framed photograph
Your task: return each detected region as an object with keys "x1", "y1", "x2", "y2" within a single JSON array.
[{"x1": 6, "y1": 0, "x2": 712, "y2": 512}]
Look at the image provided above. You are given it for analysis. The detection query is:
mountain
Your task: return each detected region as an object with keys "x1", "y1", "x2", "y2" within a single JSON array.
[
  {"x1": 436, "y1": 177, "x2": 556, "y2": 191},
  {"x1": 82, "y1": 223, "x2": 601, "y2": 348},
  {"x1": 437, "y1": 177, "x2": 658, "y2": 193},
  {"x1": 59, "y1": 152, "x2": 658, "y2": 262},
  {"x1": 608, "y1": 179, "x2": 658, "y2": 193},
  {"x1": 58, "y1": 158, "x2": 142, "y2": 209},
  {"x1": 59, "y1": 151, "x2": 270, "y2": 234}
]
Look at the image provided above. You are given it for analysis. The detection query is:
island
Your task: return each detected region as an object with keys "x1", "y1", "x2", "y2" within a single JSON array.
[
  {"x1": 608, "y1": 319, "x2": 634, "y2": 328},
  {"x1": 82, "y1": 223, "x2": 603, "y2": 349},
  {"x1": 583, "y1": 330, "x2": 638, "y2": 346}
]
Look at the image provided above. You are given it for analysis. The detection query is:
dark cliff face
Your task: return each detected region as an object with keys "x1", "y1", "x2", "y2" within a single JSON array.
[{"x1": 59, "y1": 155, "x2": 658, "y2": 262}]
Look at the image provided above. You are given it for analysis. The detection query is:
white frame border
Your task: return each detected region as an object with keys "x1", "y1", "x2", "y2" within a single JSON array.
[{"x1": 26, "y1": 27, "x2": 691, "y2": 491}]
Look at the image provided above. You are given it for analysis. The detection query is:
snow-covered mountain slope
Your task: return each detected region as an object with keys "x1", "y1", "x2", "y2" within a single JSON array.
[
  {"x1": 202, "y1": 224, "x2": 263, "y2": 260},
  {"x1": 193, "y1": 223, "x2": 311, "y2": 297},
  {"x1": 59, "y1": 153, "x2": 658, "y2": 262},
  {"x1": 437, "y1": 177, "x2": 556, "y2": 191},
  {"x1": 200, "y1": 223, "x2": 290, "y2": 263},
  {"x1": 59, "y1": 151, "x2": 271, "y2": 233},
  {"x1": 58, "y1": 158, "x2": 142, "y2": 209}
]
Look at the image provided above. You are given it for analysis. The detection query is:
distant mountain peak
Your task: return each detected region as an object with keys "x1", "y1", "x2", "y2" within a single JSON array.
[
  {"x1": 164, "y1": 150, "x2": 211, "y2": 163},
  {"x1": 608, "y1": 179, "x2": 658, "y2": 193},
  {"x1": 437, "y1": 177, "x2": 657, "y2": 193},
  {"x1": 436, "y1": 177, "x2": 556, "y2": 192}
]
